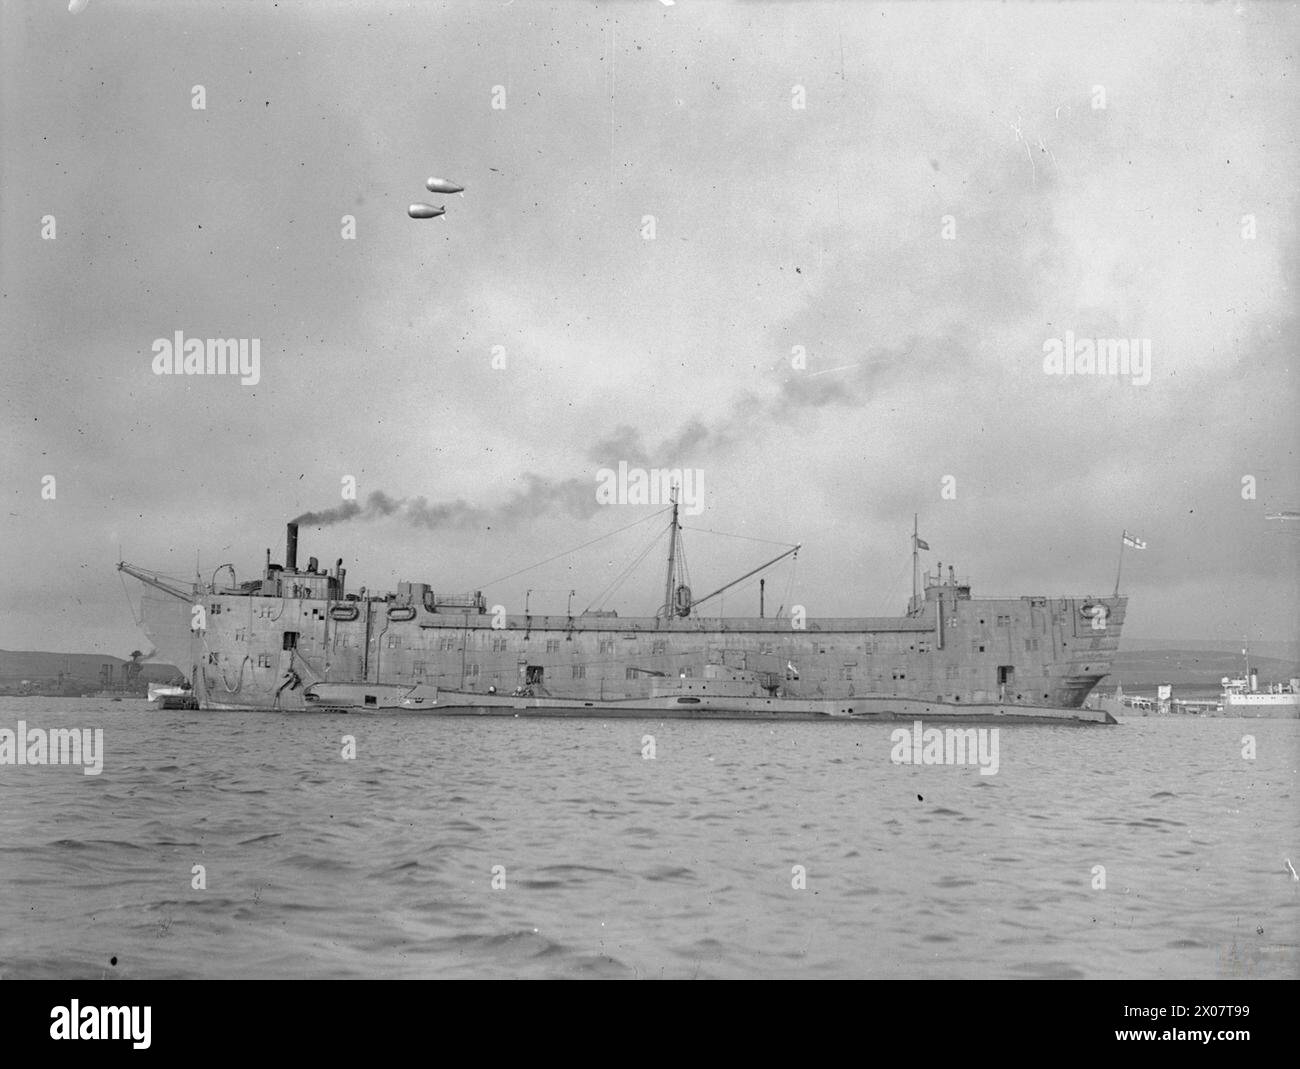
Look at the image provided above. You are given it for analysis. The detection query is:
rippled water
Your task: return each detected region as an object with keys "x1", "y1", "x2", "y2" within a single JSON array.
[{"x1": 0, "y1": 696, "x2": 1296, "y2": 978}]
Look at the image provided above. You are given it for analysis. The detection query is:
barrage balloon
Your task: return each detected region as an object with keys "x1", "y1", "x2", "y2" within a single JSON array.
[{"x1": 425, "y1": 177, "x2": 464, "y2": 195}]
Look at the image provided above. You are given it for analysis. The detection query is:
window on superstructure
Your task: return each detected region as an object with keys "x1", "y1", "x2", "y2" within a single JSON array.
[
  {"x1": 413, "y1": 660, "x2": 426, "y2": 677},
  {"x1": 466, "y1": 664, "x2": 479, "y2": 679},
  {"x1": 652, "y1": 640, "x2": 667, "y2": 655},
  {"x1": 387, "y1": 635, "x2": 400, "y2": 648},
  {"x1": 996, "y1": 615, "x2": 1011, "y2": 626},
  {"x1": 546, "y1": 639, "x2": 560, "y2": 653},
  {"x1": 282, "y1": 632, "x2": 298, "y2": 650},
  {"x1": 492, "y1": 637, "x2": 508, "y2": 652},
  {"x1": 598, "y1": 639, "x2": 615, "y2": 654},
  {"x1": 572, "y1": 664, "x2": 586, "y2": 679}
]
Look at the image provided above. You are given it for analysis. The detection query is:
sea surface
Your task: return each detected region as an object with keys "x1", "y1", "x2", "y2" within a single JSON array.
[{"x1": 1, "y1": 696, "x2": 1296, "y2": 979}]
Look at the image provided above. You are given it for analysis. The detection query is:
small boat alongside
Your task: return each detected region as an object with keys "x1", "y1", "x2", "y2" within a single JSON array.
[{"x1": 147, "y1": 681, "x2": 198, "y2": 710}]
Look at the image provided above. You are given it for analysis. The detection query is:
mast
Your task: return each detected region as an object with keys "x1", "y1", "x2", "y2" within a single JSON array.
[
  {"x1": 662, "y1": 487, "x2": 679, "y2": 619},
  {"x1": 912, "y1": 513, "x2": 919, "y2": 609}
]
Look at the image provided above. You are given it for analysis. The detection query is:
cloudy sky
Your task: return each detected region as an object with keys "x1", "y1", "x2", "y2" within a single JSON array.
[{"x1": 2, "y1": 0, "x2": 1296, "y2": 657}]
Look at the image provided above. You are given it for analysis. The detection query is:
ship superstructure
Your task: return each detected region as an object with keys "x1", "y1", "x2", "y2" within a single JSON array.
[
  {"x1": 119, "y1": 503, "x2": 1126, "y2": 722},
  {"x1": 1219, "y1": 644, "x2": 1299, "y2": 717}
]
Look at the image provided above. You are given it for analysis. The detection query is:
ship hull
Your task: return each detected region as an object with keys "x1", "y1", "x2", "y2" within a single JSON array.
[
  {"x1": 290, "y1": 681, "x2": 1114, "y2": 724},
  {"x1": 130, "y1": 579, "x2": 1126, "y2": 724},
  {"x1": 1216, "y1": 696, "x2": 1299, "y2": 718},
  {"x1": 1090, "y1": 693, "x2": 1298, "y2": 720}
]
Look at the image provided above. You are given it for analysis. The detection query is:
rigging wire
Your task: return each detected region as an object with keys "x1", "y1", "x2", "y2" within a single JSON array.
[
  {"x1": 585, "y1": 522, "x2": 669, "y2": 613},
  {"x1": 886, "y1": 553, "x2": 913, "y2": 608},
  {"x1": 779, "y1": 550, "x2": 799, "y2": 619},
  {"x1": 475, "y1": 505, "x2": 672, "y2": 589},
  {"x1": 679, "y1": 526, "x2": 798, "y2": 549},
  {"x1": 118, "y1": 569, "x2": 144, "y2": 627}
]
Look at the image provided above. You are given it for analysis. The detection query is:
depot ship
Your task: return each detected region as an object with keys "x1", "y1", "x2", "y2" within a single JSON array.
[{"x1": 118, "y1": 502, "x2": 1126, "y2": 724}]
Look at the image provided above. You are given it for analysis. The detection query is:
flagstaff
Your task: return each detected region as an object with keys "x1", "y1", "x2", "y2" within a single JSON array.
[
  {"x1": 912, "y1": 513, "x2": 919, "y2": 607},
  {"x1": 1115, "y1": 529, "x2": 1146, "y2": 597},
  {"x1": 1114, "y1": 530, "x2": 1126, "y2": 598},
  {"x1": 910, "y1": 515, "x2": 931, "y2": 614}
]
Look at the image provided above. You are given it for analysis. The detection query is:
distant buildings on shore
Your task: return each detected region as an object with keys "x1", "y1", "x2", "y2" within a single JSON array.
[{"x1": 0, "y1": 649, "x2": 179, "y2": 697}]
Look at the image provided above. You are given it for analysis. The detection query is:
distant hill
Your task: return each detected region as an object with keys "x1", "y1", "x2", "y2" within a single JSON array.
[
  {"x1": 1107, "y1": 647, "x2": 1298, "y2": 689},
  {"x1": 0, "y1": 649, "x2": 180, "y2": 687},
  {"x1": 1121, "y1": 638, "x2": 1298, "y2": 660}
]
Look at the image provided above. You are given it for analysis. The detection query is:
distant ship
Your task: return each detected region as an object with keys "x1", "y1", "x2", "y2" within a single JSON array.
[
  {"x1": 118, "y1": 501, "x2": 1126, "y2": 724},
  {"x1": 1088, "y1": 649, "x2": 1299, "y2": 720},
  {"x1": 1218, "y1": 645, "x2": 1299, "y2": 717}
]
